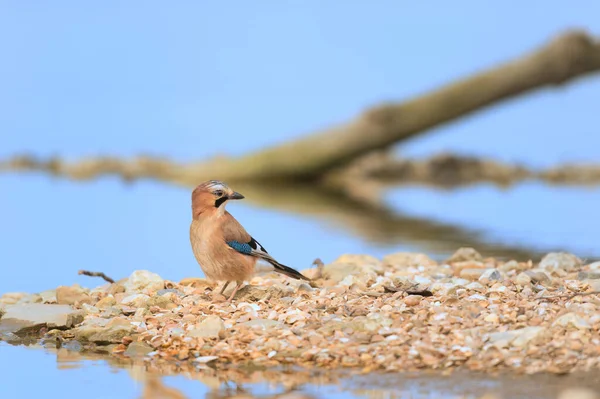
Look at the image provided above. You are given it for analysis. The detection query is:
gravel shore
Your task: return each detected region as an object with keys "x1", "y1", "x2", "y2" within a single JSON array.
[{"x1": 1, "y1": 248, "x2": 599, "y2": 375}]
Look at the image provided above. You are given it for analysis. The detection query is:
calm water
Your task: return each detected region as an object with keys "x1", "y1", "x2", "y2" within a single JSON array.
[{"x1": 2, "y1": 342, "x2": 599, "y2": 399}]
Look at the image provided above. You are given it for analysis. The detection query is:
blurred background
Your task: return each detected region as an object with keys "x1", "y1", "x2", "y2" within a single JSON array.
[{"x1": 1, "y1": 2, "x2": 600, "y2": 299}]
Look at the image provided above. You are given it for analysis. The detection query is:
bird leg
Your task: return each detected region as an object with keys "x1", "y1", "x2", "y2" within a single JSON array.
[
  {"x1": 218, "y1": 281, "x2": 231, "y2": 295},
  {"x1": 226, "y1": 280, "x2": 244, "y2": 302}
]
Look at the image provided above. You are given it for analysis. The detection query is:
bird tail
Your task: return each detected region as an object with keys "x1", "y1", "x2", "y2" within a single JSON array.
[{"x1": 269, "y1": 260, "x2": 311, "y2": 281}]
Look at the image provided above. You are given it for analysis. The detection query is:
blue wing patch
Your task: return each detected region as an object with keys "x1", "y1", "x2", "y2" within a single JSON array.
[
  {"x1": 227, "y1": 241, "x2": 253, "y2": 255},
  {"x1": 227, "y1": 238, "x2": 268, "y2": 256}
]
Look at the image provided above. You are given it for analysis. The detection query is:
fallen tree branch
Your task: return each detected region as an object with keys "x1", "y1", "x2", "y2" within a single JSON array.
[
  {"x1": 78, "y1": 270, "x2": 116, "y2": 284},
  {"x1": 1, "y1": 30, "x2": 599, "y2": 185},
  {"x1": 356, "y1": 153, "x2": 600, "y2": 187},
  {"x1": 5, "y1": 152, "x2": 600, "y2": 188}
]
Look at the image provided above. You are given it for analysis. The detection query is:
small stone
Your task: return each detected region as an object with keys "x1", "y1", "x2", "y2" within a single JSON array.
[
  {"x1": 515, "y1": 272, "x2": 532, "y2": 286},
  {"x1": 446, "y1": 247, "x2": 483, "y2": 263},
  {"x1": 578, "y1": 271, "x2": 600, "y2": 280},
  {"x1": 235, "y1": 285, "x2": 284, "y2": 302},
  {"x1": 498, "y1": 260, "x2": 523, "y2": 273},
  {"x1": 193, "y1": 356, "x2": 218, "y2": 364},
  {"x1": 382, "y1": 252, "x2": 437, "y2": 269},
  {"x1": 81, "y1": 304, "x2": 99, "y2": 314},
  {"x1": 484, "y1": 314, "x2": 499, "y2": 323},
  {"x1": 120, "y1": 294, "x2": 150, "y2": 308},
  {"x1": 0, "y1": 304, "x2": 84, "y2": 336},
  {"x1": 95, "y1": 296, "x2": 116, "y2": 309},
  {"x1": 587, "y1": 261, "x2": 600, "y2": 270},
  {"x1": 100, "y1": 306, "x2": 123, "y2": 318},
  {"x1": 156, "y1": 288, "x2": 184, "y2": 297},
  {"x1": 189, "y1": 315, "x2": 224, "y2": 338},
  {"x1": 403, "y1": 295, "x2": 422, "y2": 306},
  {"x1": 525, "y1": 270, "x2": 552, "y2": 285},
  {"x1": 0, "y1": 293, "x2": 28, "y2": 305},
  {"x1": 72, "y1": 317, "x2": 134, "y2": 344},
  {"x1": 335, "y1": 254, "x2": 384, "y2": 274},
  {"x1": 586, "y1": 280, "x2": 600, "y2": 292},
  {"x1": 465, "y1": 282, "x2": 485, "y2": 291},
  {"x1": 370, "y1": 334, "x2": 384, "y2": 343},
  {"x1": 478, "y1": 269, "x2": 501, "y2": 284},
  {"x1": 511, "y1": 327, "x2": 545, "y2": 348},
  {"x1": 488, "y1": 326, "x2": 544, "y2": 349},
  {"x1": 56, "y1": 285, "x2": 92, "y2": 306},
  {"x1": 539, "y1": 252, "x2": 582, "y2": 273},
  {"x1": 322, "y1": 258, "x2": 379, "y2": 283},
  {"x1": 123, "y1": 270, "x2": 164, "y2": 294},
  {"x1": 177, "y1": 349, "x2": 190, "y2": 360},
  {"x1": 124, "y1": 341, "x2": 154, "y2": 358},
  {"x1": 146, "y1": 295, "x2": 175, "y2": 309},
  {"x1": 179, "y1": 278, "x2": 213, "y2": 290},
  {"x1": 242, "y1": 319, "x2": 283, "y2": 330},
  {"x1": 16, "y1": 294, "x2": 43, "y2": 304},
  {"x1": 460, "y1": 268, "x2": 486, "y2": 280},
  {"x1": 39, "y1": 290, "x2": 57, "y2": 304},
  {"x1": 107, "y1": 284, "x2": 126, "y2": 296},
  {"x1": 553, "y1": 313, "x2": 591, "y2": 330}
]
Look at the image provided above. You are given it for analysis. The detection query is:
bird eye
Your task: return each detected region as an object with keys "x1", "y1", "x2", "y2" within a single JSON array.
[{"x1": 213, "y1": 190, "x2": 223, "y2": 197}]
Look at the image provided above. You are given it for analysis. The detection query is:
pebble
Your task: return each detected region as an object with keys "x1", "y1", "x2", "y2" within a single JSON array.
[
  {"x1": 188, "y1": 315, "x2": 224, "y2": 338},
  {"x1": 479, "y1": 269, "x2": 502, "y2": 284},
  {"x1": 515, "y1": 272, "x2": 532, "y2": 286},
  {"x1": 56, "y1": 285, "x2": 92, "y2": 306},
  {"x1": 553, "y1": 313, "x2": 591, "y2": 330},
  {"x1": 124, "y1": 341, "x2": 154, "y2": 358},
  {"x1": 0, "y1": 304, "x2": 84, "y2": 335},
  {"x1": 403, "y1": 295, "x2": 421, "y2": 306},
  {"x1": 123, "y1": 270, "x2": 164, "y2": 294},
  {"x1": 382, "y1": 252, "x2": 437, "y2": 268},
  {"x1": 0, "y1": 292, "x2": 28, "y2": 305},
  {"x1": 446, "y1": 247, "x2": 483, "y2": 263},
  {"x1": 38, "y1": 290, "x2": 57, "y2": 304},
  {"x1": 525, "y1": 270, "x2": 552, "y2": 285},
  {"x1": 539, "y1": 252, "x2": 582, "y2": 273},
  {"x1": 95, "y1": 296, "x2": 116, "y2": 309},
  {"x1": 120, "y1": 294, "x2": 150, "y2": 308},
  {"x1": 578, "y1": 271, "x2": 600, "y2": 280}
]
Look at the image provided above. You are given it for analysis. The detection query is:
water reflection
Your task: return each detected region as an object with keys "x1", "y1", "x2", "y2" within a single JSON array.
[{"x1": 0, "y1": 343, "x2": 595, "y2": 399}]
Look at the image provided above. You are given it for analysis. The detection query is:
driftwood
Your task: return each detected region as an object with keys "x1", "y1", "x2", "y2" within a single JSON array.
[{"x1": 1, "y1": 30, "x2": 599, "y2": 187}]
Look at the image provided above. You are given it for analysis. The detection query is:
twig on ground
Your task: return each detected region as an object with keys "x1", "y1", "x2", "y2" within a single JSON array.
[
  {"x1": 383, "y1": 284, "x2": 434, "y2": 297},
  {"x1": 537, "y1": 290, "x2": 600, "y2": 301}
]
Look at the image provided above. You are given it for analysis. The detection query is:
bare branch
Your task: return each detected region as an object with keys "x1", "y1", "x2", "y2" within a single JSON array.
[
  {"x1": 2, "y1": 31, "x2": 599, "y2": 184},
  {"x1": 78, "y1": 270, "x2": 116, "y2": 284}
]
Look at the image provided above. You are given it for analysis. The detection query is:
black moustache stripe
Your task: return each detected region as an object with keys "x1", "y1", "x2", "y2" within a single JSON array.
[{"x1": 215, "y1": 197, "x2": 228, "y2": 208}]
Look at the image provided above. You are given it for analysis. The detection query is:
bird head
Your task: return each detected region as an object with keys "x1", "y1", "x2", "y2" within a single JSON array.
[{"x1": 191, "y1": 180, "x2": 244, "y2": 217}]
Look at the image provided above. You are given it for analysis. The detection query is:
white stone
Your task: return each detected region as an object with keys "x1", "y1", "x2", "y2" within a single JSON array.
[{"x1": 124, "y1": 270, "x2": 164, "y2": 293}]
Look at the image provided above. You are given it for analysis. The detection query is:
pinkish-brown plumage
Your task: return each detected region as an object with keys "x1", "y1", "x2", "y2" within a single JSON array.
[{"x1": 189, "y1": 180, "x2": 309, "y2": 301}]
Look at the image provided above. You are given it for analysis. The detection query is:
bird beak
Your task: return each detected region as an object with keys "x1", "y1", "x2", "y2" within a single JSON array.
[{"x1": 228, "y1": 191, "x2": 245, "y2": 200}]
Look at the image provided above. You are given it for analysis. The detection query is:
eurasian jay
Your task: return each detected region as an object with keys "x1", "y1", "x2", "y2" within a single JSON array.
[{"x1": 189, "y1": 180, "x2": 310, "y2": 301}]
